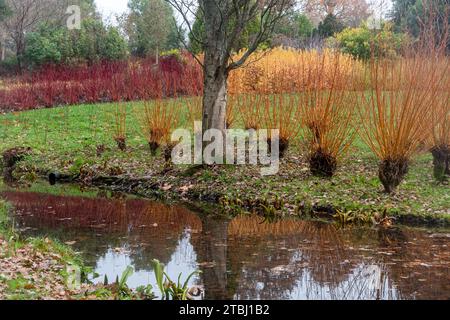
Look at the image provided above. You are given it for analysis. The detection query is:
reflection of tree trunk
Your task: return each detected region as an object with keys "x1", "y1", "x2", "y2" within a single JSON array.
[{"x1": 195, "y1": 215, "x2": 233, "y2": 300}]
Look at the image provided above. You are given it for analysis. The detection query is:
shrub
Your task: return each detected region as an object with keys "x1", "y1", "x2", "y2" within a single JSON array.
[
  {"x1": 235, "y1": 94, "x2": 263, "y2": 130},
  {"x1": 228, "y1": 47, "x2": 364, "y2": 95},
  {"x1": 110, "y1": 102, "x2": 128, "y2": 151},
  {"x1": 335, "y1": 23, "x2": 404, "y2": 61},
  {"x1": 24, "y1": 20, "x2": 128, "y2": 68},
  {"x1": 429, "y1": 62, "x2": 450, "y2": 181},
  {"x1": 261, "y1": 94, "x2": 301, "y2": 157},
  {"x1": 25, "y1": 28, "x2": 64, "y2": 67},
  {"x1": 0, "y1": 52, "x2": 203, "y2": 112},
  {"x1": 139, "y1": 99, "x2": 180, "y2": 157},
  {"x1": 358, "y1": 56, "x2": 440, "y2": 193}
]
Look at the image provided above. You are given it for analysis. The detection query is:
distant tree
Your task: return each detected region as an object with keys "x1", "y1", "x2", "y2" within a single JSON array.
[
  {"x1": 391, "y1": 0, "x2": 422, "y2": 35},
  {"x1": 391, "y1": 0, "x2": 450, "y2": 33},
  {"x1": 0, "y1": 0, "x2": 10, "y2": 61},
  {"x1": 316, "y1": 13, "x2": 344, "y2": 37},
  {"x1": 1, "y1": 0, "x2": 68, "y2": 69},
  {"x1": 390, "y1": 0, "x2": 449, "y2": 48},
  {"x1": 76, "y1": 18, "x2": 128, "y2": 63},
  {"x1": 124, "y1": 0, "x2": 180, "y2": 59},
  {"x1": 24, "y1": 19, "x2": 128, "y2": 67},
  {"x1": 188, "y1": 9, "x2": 205, "y2": 54},
  {"x1": 274, "y1": 12, "x2": 314, "y2": 38},
  {"x1": 0, "y1": 0, "x2": 10, "y2": 21},
  {"x1": 77, "y1": 0, "x2": 98, "y2": 19}
]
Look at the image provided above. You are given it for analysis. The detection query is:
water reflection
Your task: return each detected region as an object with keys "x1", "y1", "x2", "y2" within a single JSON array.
[{"x1": 2, "y1": 190, "x2": 449, "y2": 300}]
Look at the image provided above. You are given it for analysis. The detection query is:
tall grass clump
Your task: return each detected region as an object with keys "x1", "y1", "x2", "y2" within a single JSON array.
[
  {"x1": 430, "y1": 73, "x2": 450, "y2": 180},
  {"x1": 298, "y1": 52, "x2": 358, "y2": 177},
  {"x1": 261, "y1": 94, "x2": 301, "y2": 157},
  {"x1": 358, "y1": 1, "x2": 450, "y2": 191},
  {"x1": 424, "y1": 2, "x2": 450, "y2": 181},
  {"x1": 236, "y1": 94, "x2": 263, "y2": 130},
  {"x1": 226, "y1": 95, "x2": 239, "y2": 128},
  {"x1": 110, "y1": 102, "x2": 128, "y2": 151},
  {"x1": 140, "y1": 99, "x2": 180, "y2": 160},
  {"x1": 358, "y1": 55, "x2": 441, "y2": 193}
]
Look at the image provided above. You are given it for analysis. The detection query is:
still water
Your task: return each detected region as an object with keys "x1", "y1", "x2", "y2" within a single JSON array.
[{"x1": 2, "y1": 188, "x2": 449, "y2": 300}]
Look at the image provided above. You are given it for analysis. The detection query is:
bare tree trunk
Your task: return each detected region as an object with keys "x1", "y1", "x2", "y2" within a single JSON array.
[
  {"x1": 202, "y1": 63, "x2": 228, "y2": 138},
  {"x1": 14, "y1": 36, "x2": 24, "y2": 72},
  {"x1": 201, "y1": 0, "x2": 229, "y2": 145}
]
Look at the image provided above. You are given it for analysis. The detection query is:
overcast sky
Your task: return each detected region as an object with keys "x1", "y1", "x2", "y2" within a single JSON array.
[
  {"x1": 94, "y1": 0, "x2": 393, "y2": 22},
  {"x1": 96, "y1": 0, "x2": 129, "y2": 19}
]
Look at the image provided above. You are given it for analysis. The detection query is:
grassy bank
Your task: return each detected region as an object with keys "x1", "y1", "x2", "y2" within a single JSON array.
[
  {"x1": 0, "y1": 200, "x2": 154, "y2": 300},
  {"x1": 0, "y1": 101, "x2": 448, "y2": 226}
]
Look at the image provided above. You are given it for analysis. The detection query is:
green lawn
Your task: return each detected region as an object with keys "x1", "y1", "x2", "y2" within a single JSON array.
[{"x1": 0, "y1": 100, "x2": 448, "y2": 225}]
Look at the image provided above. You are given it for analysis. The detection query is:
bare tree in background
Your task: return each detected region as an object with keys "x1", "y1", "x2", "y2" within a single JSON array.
[
  {"x1": 166, "y1": 0, "x2": 293, "y2": 147},
  {"x1": 1, "y1": 0, "x2": 68, "y2": 69}
]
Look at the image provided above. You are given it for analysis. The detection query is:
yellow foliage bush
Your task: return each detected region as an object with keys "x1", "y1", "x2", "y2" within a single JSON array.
[{"x1": 228, "y1": 47, "x2": 364, "y2": 94}]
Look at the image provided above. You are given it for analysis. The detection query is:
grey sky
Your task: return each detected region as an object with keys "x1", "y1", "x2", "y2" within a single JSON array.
[
  {"x1": 95, "y1": 0, "x2": 393, "y2": 22},
  {"x1": 96, "y1": 0, "x2": 129, "y2": 19}
]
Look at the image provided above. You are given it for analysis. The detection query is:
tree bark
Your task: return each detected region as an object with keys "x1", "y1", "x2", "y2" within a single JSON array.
[
  {"x1": 201, "y1": 0, "x2": 229, "y2": 149},
  {"x1": 14, "y1": 36, "x2": 25, "y2": 72},
  {"x1": 202, "y1": 63, "x2": 228, "y2": 138}
]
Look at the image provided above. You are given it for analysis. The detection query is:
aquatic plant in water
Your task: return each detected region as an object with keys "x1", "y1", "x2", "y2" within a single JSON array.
[{"x1": 152, "y1": 259, "x2": 201, "y2": 300}]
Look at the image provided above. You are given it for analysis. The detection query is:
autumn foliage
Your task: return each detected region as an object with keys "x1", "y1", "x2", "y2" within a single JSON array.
[
  {"x1": 0, "y1": 53, "x2": 203, "y2": 112},
  {"x1": 228, "y1": 47, "x2": 363, "y2": 95}
]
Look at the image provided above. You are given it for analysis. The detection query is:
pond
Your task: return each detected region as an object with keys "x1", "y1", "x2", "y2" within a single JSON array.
[{"x1": 1, "y1": 185, "x2": 449, "y2": 300}]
